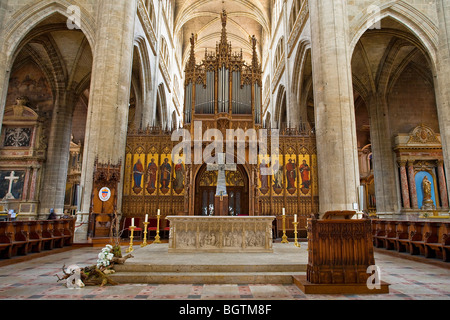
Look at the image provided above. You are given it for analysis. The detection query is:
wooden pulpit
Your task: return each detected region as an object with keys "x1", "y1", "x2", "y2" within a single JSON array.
[{"x1": 294, "y1": 211, "x2": 390, "y2": 294}]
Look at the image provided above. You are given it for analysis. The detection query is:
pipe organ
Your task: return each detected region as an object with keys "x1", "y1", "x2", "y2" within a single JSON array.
[{"x1": 184, "y1": 10, "x2": 262, "y2": 131}]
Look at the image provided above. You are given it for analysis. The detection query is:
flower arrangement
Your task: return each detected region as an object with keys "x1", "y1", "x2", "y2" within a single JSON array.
[{"x1": 97, "y1": 244, "x2": 115, "y2": 269}]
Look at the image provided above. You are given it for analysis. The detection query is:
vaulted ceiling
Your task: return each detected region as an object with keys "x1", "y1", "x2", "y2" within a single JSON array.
[{"x1": 175, "y1": 0, "x2": 271, "y2": 66}]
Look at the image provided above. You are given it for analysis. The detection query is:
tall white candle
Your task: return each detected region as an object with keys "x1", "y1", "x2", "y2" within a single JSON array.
[
  {"x1": 157, "y1": 209, "x2": 160, "y2": 216},
  {"x1": 145, "y1": 214, "x2": 148, "y2": 223},
  {"x1": 131, "y1": 218, "x2": 135, "y2": 227},
  {"x1": 282, "y1": 208, "x2": 285, "y2": 216},
  {"x1": 294, "y1": 214, "x2": 297, "y2": 223}
]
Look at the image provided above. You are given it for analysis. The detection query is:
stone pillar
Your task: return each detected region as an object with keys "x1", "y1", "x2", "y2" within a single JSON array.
[
  {"x1": 398, "y1": 160, "x2": 410, "y2": 209},
  {"x1": 407, "y1": 161, "x2": 418, "y2": 209},
  {"x1": 437, "y1": 160, "x2": 449, "y2": 209},
  {"x1": 435, "y1": 1, "x2": 450, "y2": 211},
  {"x1": 309, "y1": 0, "x2": 360, "y2": 214},
  {"x1": 39, "y1": 91, "x2": 76, "y2": 219},
  {"x1": 368, "y1": 94, "x2": 399, "y2": 214},
  {"x1": 77, "y1": 0, "x2": 137, "y2": 240}
]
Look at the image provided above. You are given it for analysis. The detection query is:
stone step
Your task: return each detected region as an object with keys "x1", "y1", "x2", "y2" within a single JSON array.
[
  {"x1": 109, "y1": 271, "x2": 307, "y2": 285},
  {"x1": 113, "y1": 263, "x2": 307, "y2": 273}
]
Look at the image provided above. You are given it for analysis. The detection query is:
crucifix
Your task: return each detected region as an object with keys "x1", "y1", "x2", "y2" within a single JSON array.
[
  {"x1": 206, "y1": 153, "x2": 236, "y2": 216},
  {"x1": 4, "y1": 171, "x2": 19, "y2": 200}
]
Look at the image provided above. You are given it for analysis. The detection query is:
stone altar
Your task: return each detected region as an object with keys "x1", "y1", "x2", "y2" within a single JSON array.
[{"x1": 167, "y1": 216, "x2": 275, "y2": 253}]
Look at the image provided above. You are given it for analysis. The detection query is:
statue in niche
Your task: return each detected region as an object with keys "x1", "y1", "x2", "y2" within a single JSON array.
[{"x1": 422, "y1": 176, "x2": 436, "y2": 210}]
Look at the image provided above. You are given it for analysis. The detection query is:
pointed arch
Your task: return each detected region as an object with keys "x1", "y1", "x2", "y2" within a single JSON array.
[
  {"x1": 349, "y1": 1, "x2": 438, "y2": 69},
  {"x1": 3, "y1": 1, "x2": 96, "y2": 69}
]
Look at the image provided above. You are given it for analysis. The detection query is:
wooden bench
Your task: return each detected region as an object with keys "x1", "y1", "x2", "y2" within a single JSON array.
[
  {"x1": 423, "y1": 222, "x2": 442, "y2": 259},
  {"x1": 41, "y1": 221, "x2": 56, "y2": 250},
  {"x1": 51, "y1": 220, "x2": 66, "y2": 248},
  {"x1": 0, "y1": 219, "x2": 75, "y2": 260},
  {"x1": 409, "y1": 222, "x2": 425, "y2": 255},
  {"x1": 10, "y1": 222, "x2": 29, "y2": 256},
  {"x1": 0, "y1": 223, "x2": 12, "y2": 259},
  {"x1": 25, "y1": 221, "x2": 42, "y2": 254},
  {"x1": 373, "y1": 220, "x2": 387, "y2": 248},
  {"x1": 382, "y1": 221, "x2": 398, "y2": 250},
  {"x1": 395, "y1": 221, "x2": 410, "y2": 253},
  {"x1": 372, "y1": 219, "x2": 450, "y2": 262},
  {"x1": 62, "y1": 219, "x2": 74, "y2": 246}
]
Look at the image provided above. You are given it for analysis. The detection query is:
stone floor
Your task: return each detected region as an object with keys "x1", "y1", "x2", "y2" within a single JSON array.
[{"x1": 0, "y1": 244, "x2": 449, "y2": 301}]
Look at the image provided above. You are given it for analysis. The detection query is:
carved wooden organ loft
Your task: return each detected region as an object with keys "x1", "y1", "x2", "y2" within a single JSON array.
[{"x1": 183, "y1": 10, "x2": 263, "y2": 131}]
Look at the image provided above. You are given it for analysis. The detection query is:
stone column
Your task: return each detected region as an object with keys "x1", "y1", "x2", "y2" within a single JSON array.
[
  {"x1": 367, "y1": 94, "x2": 399, "y2": 214},
  {"x1": 437, "y1": 160, "x2": 449, "y2": 209},
  {"x1": 39, "y1": 91, "x2": 76, "y2": 219},
  {"x1": 435, "y1": 1, "x2": 450, "y2": 211},
  {"x1": 398, "y1": 160, "x2": 410, "y2": 209},
  {"x1": 309, "y1": 0, "x2": 360, "y2": 214},
  {"x1": 77, "y1": 0, "x2": 137, "y2": 241},
  {"x1": 407, "y1": 160, "x2": 418, "y2": 209}
]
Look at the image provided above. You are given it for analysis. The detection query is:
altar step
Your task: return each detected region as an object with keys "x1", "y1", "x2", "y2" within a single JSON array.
[{"x1": 110, "y1": 264, "x2": 307, "y2": 285}]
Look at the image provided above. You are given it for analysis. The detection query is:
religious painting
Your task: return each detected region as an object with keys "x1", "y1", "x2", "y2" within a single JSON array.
[
  {"x1": 298, "y1": 155, "x2": 311, "y2": 195},
  {"x1": 123, "y1": 153, "x2": 132, "y2": 196},
  {"x1": 258, "y1": 155, "x2": 271, "y2": 195},
  {"x1": 272, "y1": 157, "x2": 284, "y2": 196},
  {"x1": 311, "y1": 154, "x2": 319, "y2": 196},
  {"x1": 6, "y1": 62, "x2": 53, "y2": 109},
  {"x1": 0, "y1": 171, "x2": 26, "y2": 200},
  {"x1": 285, "y1": 155, "x2": 297, "y2": 196},
  {"x1": 146, "y1": 156, "x2": 158, "y2": 195},
  {"x1": 3, "y1": 127, "x2": 32, "y2": 147},
  {"x1": 173, "y1": 158, "x2": 185, "y2": 195},
  {"x1": 132, "y1": 154, "x2": 145, "y2": 195},
  {"x1": 415, "y1": 171, "x2": 438, "y2": 210},
  {"x1": 159, "y1": 148, "x2": 172, "y2": 195}
]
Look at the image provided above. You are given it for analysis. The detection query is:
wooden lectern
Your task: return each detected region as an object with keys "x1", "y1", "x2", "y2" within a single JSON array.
[{"x1": 294, "y1": 211, "x2": 390, "y2": 294}]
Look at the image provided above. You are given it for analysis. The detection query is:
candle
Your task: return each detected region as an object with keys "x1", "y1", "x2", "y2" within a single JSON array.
[
  {"x1": 294, "y1": 214, "x2": 297, "y2": 223},
  {"x1": 145, "y1": 214, "x2": 148, "y2": 223},
  {"x1": 282, "y1": 208, "x2": 285, "y2": 216},
  {"x1": 131, "y1": 218, "x2": 135, "y2": 227},
  {"x1": 157, "y1": 209, "x2": 160, "y2": 216}
]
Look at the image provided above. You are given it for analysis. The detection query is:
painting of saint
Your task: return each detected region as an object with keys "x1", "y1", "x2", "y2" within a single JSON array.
[
  {"x1": 272, "y1": 160, "x2": 283, "y2": 195},
  {"x1": 286, "y1": 159, "x2": 297, "y2": 195},
  {"x1": 133, "y1": 158, "x2": 144, "y2": 194},
  {"x1": 173, "y1": 159, "x2": 185, "y2": 194},
  {"x1": 146, "y1": 158, "x2": 158, "y2": 195},
  {"x1": 259, "y1": 159, "x2": 269, "y2": 195},
  {"x1": 160, "y1": 158, "x2": 172, "y2": 194},
  {"x1": 300, "y1": 160, "x2": 311, "y2": 195}
]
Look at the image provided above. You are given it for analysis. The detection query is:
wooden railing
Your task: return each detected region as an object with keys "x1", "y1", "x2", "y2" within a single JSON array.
[{"x1": 0, "y1": 219, "x2": 75, "y2": 259}]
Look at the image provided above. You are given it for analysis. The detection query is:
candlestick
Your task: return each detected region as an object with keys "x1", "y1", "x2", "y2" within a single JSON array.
[
  {"x1": 293, "y1": 222, "x2": 301, "y2": 248},
  {"x1": 281, "y1": 211, "x2": 289, "y2": 243},
  {"x1": 154, "y1": 212, "x2": 161, "y2": 244},
  {"x1": 141, "y1": 222, "x2": 150, "y2": 247},
  {"x1": 126, "y1": 226, "x2": 136, "y2": 253}
]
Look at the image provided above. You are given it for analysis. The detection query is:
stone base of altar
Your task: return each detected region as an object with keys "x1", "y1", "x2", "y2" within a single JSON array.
[{"x1": 167, "y1": 216, "x2": 275, "y2": 253}]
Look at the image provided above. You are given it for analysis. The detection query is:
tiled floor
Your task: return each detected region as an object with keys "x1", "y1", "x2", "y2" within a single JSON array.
[{"x1": 0, "y1": 246, "x2": 449, "y2": 301}]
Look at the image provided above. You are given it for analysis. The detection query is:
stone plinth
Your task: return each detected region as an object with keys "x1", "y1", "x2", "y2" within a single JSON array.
[{"x1": 167, "y1": 216, "x2": 275, "y2": 253}]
